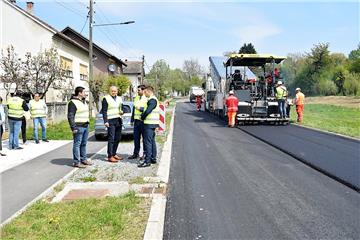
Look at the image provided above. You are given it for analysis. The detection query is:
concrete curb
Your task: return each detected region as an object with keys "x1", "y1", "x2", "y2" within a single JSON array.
[
  {"x1": 0, "y1": 144, "x2": 108, "y2": 227},
  {"x1": 291, "y1": 123, "x2": 360, "y2": 142},
  {"x1": 143, "y1": 105, "x2": 176, "y2": 240}
]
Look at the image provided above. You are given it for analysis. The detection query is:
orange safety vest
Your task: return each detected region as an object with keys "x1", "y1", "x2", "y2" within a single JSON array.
[
  {"x1": 295, "y1": 92, "x2": 305, "y2": 105},
  {"x1": 225, "y1": 95, "x2": 239, "y2": 112}
]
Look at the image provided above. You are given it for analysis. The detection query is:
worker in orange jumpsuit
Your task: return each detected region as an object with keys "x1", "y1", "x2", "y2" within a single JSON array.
[
  {"x1": 225, "y1": 90, "x2": 239, "y2": 127},
  {"x1": 294, "y1": 87, "x2": 305, "y2": 123},
  {"x1": 195, "y1": 95, "x2": 202, "y2": 111}
]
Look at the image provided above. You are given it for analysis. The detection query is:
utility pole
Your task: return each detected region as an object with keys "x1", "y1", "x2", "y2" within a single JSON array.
[
  {"x1": 141, "y1": 55, "x2": 145, "y2": 84},
  {"x1": 88, "y1": 0, "x2": 94, "y2": 118}
]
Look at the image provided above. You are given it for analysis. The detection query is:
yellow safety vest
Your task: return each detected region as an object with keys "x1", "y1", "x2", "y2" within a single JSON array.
[
  {"x1": 104, "y1": 95, "x2": 122, "y2": 120},
  {"x1": 29, "y1": 99, "x2": 46, "y2": 118},
  {"x1": 134, "y1": 95, "x2": 148, "y2": 120},
  {"x1": 7, "y1": 96, "x2": 25, "y2": 118},
  {"x1": 144, "y1": 95, "x2": 160, "y2": 125},
  {"x1": 275, "y1": 86, "x2": 288, "y2": 100},
  {"x1": 70, "y1": 99, "x2": 89, "y2": 123}
]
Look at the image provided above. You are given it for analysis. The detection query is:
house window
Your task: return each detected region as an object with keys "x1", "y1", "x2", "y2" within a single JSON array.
[
  {"x1": 80, "y1": 64, "x2": 88, "y2": 81},
  {"x1": 60, "y1": 56, "x2": 73, "y2": 78}
]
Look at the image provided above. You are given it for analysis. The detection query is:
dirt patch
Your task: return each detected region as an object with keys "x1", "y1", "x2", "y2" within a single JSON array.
[{"x1": 306, "y1": 96, "x2": 360, "y2": 108}]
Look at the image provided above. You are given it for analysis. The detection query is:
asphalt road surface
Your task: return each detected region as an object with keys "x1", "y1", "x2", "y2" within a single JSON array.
[
  {"x1": 164, "y1": 102, "x2": 360, "y2": 240},
  {"x1": 238, "y1": 124, "x2": 360, "y2": 190},
  {"x1": 0, "y1": 135, "x2": 106, "y2": 224}
]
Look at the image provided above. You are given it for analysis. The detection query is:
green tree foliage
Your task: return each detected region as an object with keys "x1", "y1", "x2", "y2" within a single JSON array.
[
  {"x1": 281, "y1": 43, "x2": 360, "y2": 96},
  {"x1": 102, "y1": 75, "x2": 130, "y2": 96},
  {"x1": 239, "y1": 43, "x2": 257, "y2": 54},
  {"x1": 145, "y1": 59, "x2": 205, "y2": 99},
  {"x1": 348, "y1": 45, "x2": 360, "y2": 73}
]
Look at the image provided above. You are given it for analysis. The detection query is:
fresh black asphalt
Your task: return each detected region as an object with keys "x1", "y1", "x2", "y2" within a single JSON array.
[
  {"x1": 164, "y1": 102, "x2": 360, "y2": 240},
  {"x1": 0, "y1": 135, "x2": 107, "y2": 224},
  {"x1": 238, "y1": 124, "x2": 360, "y2": 191}
]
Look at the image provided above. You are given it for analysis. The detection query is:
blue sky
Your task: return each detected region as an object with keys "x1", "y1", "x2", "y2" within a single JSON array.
[{"x1": 15, "y1": 0, "x2": 359, "y2": 71}]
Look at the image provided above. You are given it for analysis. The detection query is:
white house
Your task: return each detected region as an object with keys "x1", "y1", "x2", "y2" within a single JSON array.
[
  {"x1": 122, "y1": 60, "x2": 144, "y2": 99},
  {"x1": 0, "y1": 0, "x2": 89, "y2": 102}
]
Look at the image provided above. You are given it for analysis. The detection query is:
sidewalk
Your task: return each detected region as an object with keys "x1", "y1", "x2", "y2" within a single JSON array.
[
  {"x1": 0, "y1": 136, "x2": 107, "y2": 224},
  {"x1": 0, "y1": 140, "x2": 70, "y2": 173}
]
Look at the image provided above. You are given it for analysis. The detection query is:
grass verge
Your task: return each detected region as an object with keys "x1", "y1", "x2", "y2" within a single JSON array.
[
  {"x1": 25, "y1": 118, "x2": 95, "y2": 140},
  {"x1": 1, "y1": 192, "x2": 150, "y2": 240},
  {"x1": 290, "y1": 104, "x2": 360, "y2": 138}
]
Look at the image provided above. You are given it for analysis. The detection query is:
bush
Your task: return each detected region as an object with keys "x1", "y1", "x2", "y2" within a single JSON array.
[
  {"x1": 102, "y1": 75, "x2": 131, "y2": 96},
  {"x1": 344, "y1": 72, "x2": 360, "y2": 96}
]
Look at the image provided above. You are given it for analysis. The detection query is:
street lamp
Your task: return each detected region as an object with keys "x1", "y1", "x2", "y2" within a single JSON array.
[{"x1": 88, "y1": 0, "x2": 134, "y2": 117}]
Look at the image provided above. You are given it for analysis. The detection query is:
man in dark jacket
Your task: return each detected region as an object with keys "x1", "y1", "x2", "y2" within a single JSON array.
[
  {"x1": 67, "y1": 86, "x2": 92, "y2": 168},
  {"x1": 138, "y1": 86, "x2": 159, "y2": 168},
  {"x1": 102, "y1": 86, "x2": 124, "y2": 163}
]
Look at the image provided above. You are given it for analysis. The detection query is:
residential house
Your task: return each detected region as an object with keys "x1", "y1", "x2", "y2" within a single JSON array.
[
  {"x1": 0, "y1": 0, "x2": 89, "y2": 102},
  {"x1": 122, "y1": 60, "x2": 145, "y2": 99},
  {"x1": 61, "y1": 27, "x2": 127, "y2": 78}
]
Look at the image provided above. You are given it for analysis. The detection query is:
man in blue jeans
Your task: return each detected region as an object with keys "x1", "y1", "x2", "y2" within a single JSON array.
[
  {"x1": 138, "y1": 86, "x2": 159, "y2": 168},
  {"x1": 29, "y1": 93, "x2": 49, "y2": 144},
  {"x1": 67, "y1": 86, "x2": 92, "y2": 168},
  {"x1": 7, "y1": 92, "x2": 29, "y2": 150},
  {"x1": 129, "y1": 84, "x2": 147, "y2": 160}
]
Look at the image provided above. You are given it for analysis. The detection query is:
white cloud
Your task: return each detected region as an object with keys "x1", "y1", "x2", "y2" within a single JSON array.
[{"x1": 231, "y1": 22, "x2": 282, "y2": 46}]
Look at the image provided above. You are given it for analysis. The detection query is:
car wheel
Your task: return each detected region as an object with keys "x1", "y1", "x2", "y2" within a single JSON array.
[{"x1": 95, "y1": 134, "x2": 102, "y2": 140}]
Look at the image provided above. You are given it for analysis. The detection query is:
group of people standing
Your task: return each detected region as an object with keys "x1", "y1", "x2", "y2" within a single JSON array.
[
  {"x1": 68, "y1": 84, "x2": 159, "y2": 168},
  {"x1": 0, "y1": 92, "x2": 48, "y2": 156}
]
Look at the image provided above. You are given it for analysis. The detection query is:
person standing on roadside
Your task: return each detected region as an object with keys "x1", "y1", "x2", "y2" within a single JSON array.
[
  {"x1": 138, "y1": 86, "x2": 159, "y2": 168},
  {"x1": 294, "y1": 87, "x2": 305, "y2": 123},
  {"x1": 129, "y1": 84, "x2": 147, "y2": 160},
  {"x1": 0, "y1": 97, "x2": 6, "y2": 156},
  {"x1": 225, "y1": 90, "x2": 239, "y2": 127},
  {"x1": 29, "y1": 93, "x2": 48, "y2": 144},
  {"x1": 67, "y1": 86, "x2": 92, "y2": 168},
  {"x1": 102, "y1": 86, "x2": 124, "y2": 163},
  {"x1": 7, "y1": 92, "x2": 29, "y2": 150},
  {"x1": 275, "y1": 81, "x2": 288, "y2": 119}
]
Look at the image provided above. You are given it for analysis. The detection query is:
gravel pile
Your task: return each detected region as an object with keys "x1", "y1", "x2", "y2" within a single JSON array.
[{"x1": 69, "y1": 140, "x2": 162, "y2": 182}]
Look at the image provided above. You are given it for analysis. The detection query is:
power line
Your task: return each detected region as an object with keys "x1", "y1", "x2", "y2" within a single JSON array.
[
  {"x1": 80, "y1": 15, "x2": 89, "y2": 34},
  {"x1": 54, "y1": 1, "x2": 84, "y2": 18},
  {"x1": 96, "y1": 4, "x2": 141, "y2": 59}
]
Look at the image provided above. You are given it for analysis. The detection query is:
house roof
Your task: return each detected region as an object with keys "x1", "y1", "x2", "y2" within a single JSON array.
[
  {"x1": 61, "y1": 26, "x2": 127, "y2": 67},
  {"x1": 123, "y1": 61, "x2": 143, "y2": 74},
  {"x1": 4, "y1": 0, "x2": 88, "y2": 54}
]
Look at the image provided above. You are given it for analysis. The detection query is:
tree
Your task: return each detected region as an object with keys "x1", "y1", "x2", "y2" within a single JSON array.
[
  {"x1": 239, "y1": 43, "x2": 257, "y2": 54},
  {"x1": 183, "y1": 59, "x2": 203, "y2": 79},
  {"x1": 348, "y1": 45, "x2": 360, "y2": 73},
  {"x1": 102, "y1": 75, "x2": 130, "y2": 97},
  {"x1": 90, "y1": 73, "x2": 107, "y2": 111},
  {"x1": 0, "y1": 45, "x2": 23, "y2": 97},
  {"x1": 146, "y1": 59, "x2": 171, "y2": 99},
  {"x1": 22, "y1": 47, "x2": 64, "y2": 98}
]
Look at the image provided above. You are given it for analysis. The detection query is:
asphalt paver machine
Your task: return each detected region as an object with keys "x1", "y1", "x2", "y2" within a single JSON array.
[{"x1": 224, "y1": 54, "x2": 290, "y2": 125}]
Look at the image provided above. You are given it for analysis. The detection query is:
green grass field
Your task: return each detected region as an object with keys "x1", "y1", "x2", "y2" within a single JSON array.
[
  {"x1": 290, "y1": 104, "x2": 360, "y2": 138},
  {"x1": 25, "y1": 118, "x2": 95, "y2": 140},
  {"x1": 1, "y1": 192, "x2": 149, "y2": 240}
]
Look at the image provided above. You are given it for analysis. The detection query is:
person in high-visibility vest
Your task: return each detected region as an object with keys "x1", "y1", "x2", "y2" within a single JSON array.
[
  {"x1": 138, "y1": 85, "x2": 159, "y2": 168},
  {"x1": 102, "y1": 86, "x2": 124, "y2": 163},
  {"x1": 67, "y1": 86, "x2": 92, "y2": 168},
  {"x1": 225, "y1": 90, "x2": 239, "y2": 127},
  {"x1": 275, "y1": 81, "x2": 288, "y2": 119},
  {"x1": 0, "y1": 96, "x2": 6, "y2": 156},
  {"x1": 129, "y1": 84, "x2": 147, "y2": 160},
  {"x1": 7, "y1": 92, "x2": 29, "y2": 150},
  {"x1": 29, "y1": 93, "x2": 48, "y2": 144},
  {"x1": 294, "y1": 87, "x2": 305, "y2": 123}
]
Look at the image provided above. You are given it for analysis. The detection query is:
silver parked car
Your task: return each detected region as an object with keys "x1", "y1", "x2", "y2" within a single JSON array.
[{"x1": 94, "y1": 101, "x2": 134, "y2": 140}]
